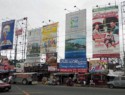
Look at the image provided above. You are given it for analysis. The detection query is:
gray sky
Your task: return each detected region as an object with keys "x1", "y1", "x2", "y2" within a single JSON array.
[{"x1": 0, "y1": 0, "x2": 123, "y2": 60}]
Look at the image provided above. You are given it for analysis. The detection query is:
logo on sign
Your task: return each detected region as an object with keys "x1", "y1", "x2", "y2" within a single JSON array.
[{"x1": 70, "y1": 16, "x2": 79, "y2": 28}]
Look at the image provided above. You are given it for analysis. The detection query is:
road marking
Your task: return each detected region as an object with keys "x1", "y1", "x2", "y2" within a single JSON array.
[
  {"x1": 23, "y1": 91, "x2": 30, "y2": 95},
  {"x1": 15, "y1": 85, "x2": 30, "y2": 95}
]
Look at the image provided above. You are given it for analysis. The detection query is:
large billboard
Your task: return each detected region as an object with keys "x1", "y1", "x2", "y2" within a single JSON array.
[
  {"x1": 26, "y1": 28, "x2": 41, "y2": 63},
  {"x1": 65, "y1": 9, "x2": 86, "y2": 59},
  {"x1": 92, "y1": 6, "x2": 119, "y2": 58},
  {"x1": 89, "y1": 60, "x2": 108, "y2": 73},
  {"x1": 0, "y1": 20, "x2": 15, "y2": 50},
  {"x1": 59, "y1": 59, "x2": 87, "y2": 73},
  {"x1": 41, "y1": 22, "x2": 58, "y2": 54}
]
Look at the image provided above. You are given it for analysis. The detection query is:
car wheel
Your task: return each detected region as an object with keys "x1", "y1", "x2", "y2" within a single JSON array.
[
  {"x1": 4, "y1": 87, "x2": 10, "y2": 92},
  {"x1": 109, "y1": 84, "x2": 114, "y2": 88},
  {"x1": 22, "y1": 79, "x2": 28, "y2": 85}
]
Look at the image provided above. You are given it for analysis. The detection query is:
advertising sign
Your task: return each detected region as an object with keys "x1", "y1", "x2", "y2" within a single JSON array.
[
  {"x1": 0, "y1": 20, "x2": 15, "y2": 50},
  {"x1": 46, "y1": 53, "x2": 57, "y2": 66},
  {"x1": 15, "y1": 28, "x2": 23, "y2": 36},
  {"x1": 26, "y1": 28, "x2": 41, "y2": 63},
  {"x1": 41, "y1": 22, "x2": 58, "y2": 53},
  {"x1": 92, "y1": 6, "x2": 119, "y2": 58},
  {"x1": 59, "y1": 59, "x2": 87, "y2": 73},
  {"x1": 89, "y1": 60, "x2": 108, "y2": 73},
  {"x1": 65, "y1": 9, "x2": 86, "y2": 59}
]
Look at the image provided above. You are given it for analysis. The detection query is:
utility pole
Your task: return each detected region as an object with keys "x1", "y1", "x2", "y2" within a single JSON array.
[
  {"x1": 23, "y1": 17, "x2": 28, "y2": 61},
  {"x1": 14, "y1": 21, "x2": 18, "y2": 66},
  {"x1": 121, "y1": 1, "x2": 125, "y2": 75}
]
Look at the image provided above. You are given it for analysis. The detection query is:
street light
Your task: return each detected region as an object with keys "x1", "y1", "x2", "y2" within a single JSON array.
[
  {"x1": 74, "y1": 5, "x2": 80, "y2": 11},
  {"x1": 64, "y1": 8, "x2": 71, "y2": 13},
  {"x1": 42, "y1": 21, "x2": 48, "y2": 25},
  {"x1": 49, "y1": 19, "x2": 54, "y2": 23}
]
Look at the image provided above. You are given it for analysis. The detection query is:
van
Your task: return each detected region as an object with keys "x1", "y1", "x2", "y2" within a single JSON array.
[
  {"x1": 12, "y1": 72, "x2": 38, "y2": 85},
  {"x1": 107, "y1": 76, "x2": 125, "y2": 88}
]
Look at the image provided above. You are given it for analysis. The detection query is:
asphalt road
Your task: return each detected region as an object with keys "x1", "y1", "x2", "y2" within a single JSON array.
[{"x1": 0, "y1": 84, "x2": 125, "y2": 95}]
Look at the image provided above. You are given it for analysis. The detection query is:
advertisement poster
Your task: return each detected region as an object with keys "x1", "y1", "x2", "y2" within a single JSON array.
[
  {"x1": 0, "y1": 57, "x2": 15, "y2": 73},
  {"x1": 41, "y1": 22, "x2": 58, "y2": 54},
  {"x1": 26, "y1": 28, "x2": 41, "y2": 63},
  {"x1": 92, "y1": 6, "x2": 119, "y2": 58},
  {"x1": 59, "y1": 59, "x2": 87, "y2": 73},
  {"x1": 0, "y1": 20, "x2": 15, "y2": 50},
  {"x1": 65, "y1": 9, "x2": 86, "y2": 59},
  {"x1": 46, "y1": 53, "x2": 57, "y2": 66},
  {"x1": 89, "y1": 60, "x2": 108, "y2": 73}
]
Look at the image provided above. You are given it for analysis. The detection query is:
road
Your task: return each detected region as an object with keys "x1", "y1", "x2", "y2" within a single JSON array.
[{"x1": 0, "y1": 84, "x2": 125, "y2": 95}]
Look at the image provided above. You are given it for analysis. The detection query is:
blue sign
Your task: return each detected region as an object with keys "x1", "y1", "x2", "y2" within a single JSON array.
[
  {"x1": 1, "y1": 20, "x2": 15, "y2": 50},
  {"x1": 59, "y1": 59, "x2": 87, "y2": 69},
  {"x1": 65, "y1": 36, "x2": 86, "y2": 59}
]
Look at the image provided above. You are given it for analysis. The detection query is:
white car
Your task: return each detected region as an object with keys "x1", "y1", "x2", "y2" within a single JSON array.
[{"x1": 107, "y1": 76, "x2": 125, "y2": 88}]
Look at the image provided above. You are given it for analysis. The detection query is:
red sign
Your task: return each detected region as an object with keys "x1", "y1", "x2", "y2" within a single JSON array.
[
  {"x1": 15, "y1": 28, "x2": 23, "y2": 36},
  {"x1": 59, "y1": 68, "x2": 87, "y2": 73}
]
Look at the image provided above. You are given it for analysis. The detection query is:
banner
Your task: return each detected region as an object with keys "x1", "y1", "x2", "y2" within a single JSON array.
[
  {"x1": 26, "y1": 28, "x2": 41, "y2": 63},
  {"x1": 41, "y1": 22, "x2": 58, "y2": 53},
  {"x1": 65, "y1": 9, "x2": 86, "y2": 59},
  {"x1": 46, "y1": 53, "x2": 57, "y2": 66},
  {"x1": 59, "y1": 59, "x2": 87, "y2": 73},
  {"x1": 92, "y1": 6, "x2": 119, "y2": 58},
  {"x1": 0, "y1": 20, "x2": 15, "y2": 50},
  {"x1": 89, "y1": 60, "x2": 108, "y2": 73}
]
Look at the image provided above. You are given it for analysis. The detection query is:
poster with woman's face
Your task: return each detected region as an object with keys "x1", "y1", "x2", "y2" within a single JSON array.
[{"x1": 1, "y1": 20, "x2": 15, "y2": 50}]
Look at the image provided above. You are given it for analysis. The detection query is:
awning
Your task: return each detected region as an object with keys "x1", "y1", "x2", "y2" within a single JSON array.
[
  {"x1": 53, "y1": 72, "x2": 75, "y2": 76},
  {"x1": 107, "y1": 70, "x2": 124, "y2": 77}
]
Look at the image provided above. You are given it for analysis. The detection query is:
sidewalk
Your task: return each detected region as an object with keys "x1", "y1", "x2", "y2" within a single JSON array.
[
  {"x1": 74, "y1": 83, "x2": 107, "y2": 88},
  {"x1": 38, "y1": 82, "x2": 107, "y2": 88}
]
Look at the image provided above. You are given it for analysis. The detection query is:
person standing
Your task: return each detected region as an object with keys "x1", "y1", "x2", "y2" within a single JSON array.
[{"x1": 110, "y1": 21, "x2": 119, "y2": 35}]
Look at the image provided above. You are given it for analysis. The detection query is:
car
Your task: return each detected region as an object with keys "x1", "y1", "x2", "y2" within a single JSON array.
[
  {"x1": 0, "y1": 80, "x2": 11, "y2": 92},
  {"x1": 107, "y1": 76, "x2": 125, "y2": 88}
]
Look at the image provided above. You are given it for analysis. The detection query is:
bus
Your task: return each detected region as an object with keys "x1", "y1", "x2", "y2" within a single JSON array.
[{"x1": 12, "y1": 72, "x2": 38, "y2": 85}]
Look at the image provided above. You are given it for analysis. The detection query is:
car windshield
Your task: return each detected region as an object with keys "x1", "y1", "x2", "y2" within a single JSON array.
[{"x1": 0, "y1": 80, "x2": 4, "y2": 83}]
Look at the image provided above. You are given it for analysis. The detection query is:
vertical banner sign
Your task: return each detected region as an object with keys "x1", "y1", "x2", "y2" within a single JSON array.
[
  {"x1": 65, "y1": 9, "x2": 86, "y2": 59},
  {"x1": 92, "y1": 6, "x2": 119, "y2": 58},
  {"x1": 26, "y1": 28, "x2": 41, "y2": 63},
  {"x1": 0, "y1": 20, "x2": 15, "y2": 50},
  {"x1": 41, "y1": 22, "x2": 58, "y2": 54}
]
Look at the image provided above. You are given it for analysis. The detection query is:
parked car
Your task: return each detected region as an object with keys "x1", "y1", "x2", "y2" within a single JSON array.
[
  {"x1": 107, "y1": 76, "x2": 125, "y2": 88},
  {"x1": 0, "y1": 80, "x2": 11, "y2": 92}
]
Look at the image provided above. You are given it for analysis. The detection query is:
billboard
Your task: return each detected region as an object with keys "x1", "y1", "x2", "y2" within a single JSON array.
[
  {"x1": 41, "y1": 22, "x2": 58, "y2": 54},
  {"x1": 46, "y1": 53, "x2": 57, "y2": 66},
  {"x1": 59, "y1": 59, "x2": 87, "y2": 73},
  {"x1": 65, "y1": 9, "x2": 86, "y2": 59},
  {"x1": 92, "y1": 6, "x2": 119, "y2": 58},
  {"x1": 0, "y1": 20, "x2": 15, "y2": 50},
  {"x1": 89, "y1": 60, "x2": 108, "y2": 73},
  {"x1": 26, "y1": 28, "x2": 41, "y2": 63}
]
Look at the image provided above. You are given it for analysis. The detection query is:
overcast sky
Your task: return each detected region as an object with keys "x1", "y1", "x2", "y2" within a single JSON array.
[{"x1": 0, "y1": 0, "x2": 124, "y2": 60}]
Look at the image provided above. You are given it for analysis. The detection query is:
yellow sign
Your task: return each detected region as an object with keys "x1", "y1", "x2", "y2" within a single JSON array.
[{"x1": 41, "y1": 22, "x2": 58, "y2": 53}]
